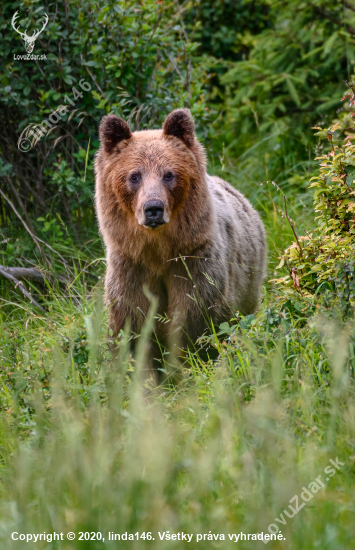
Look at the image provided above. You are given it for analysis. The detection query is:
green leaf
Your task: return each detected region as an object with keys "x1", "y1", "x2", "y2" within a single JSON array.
[
  {"x1": 276, "y1": 258, "x2": 285, "y2": 269},
  {"x1": 284, "y1": 76, "x2": 301, "y2": 107}
]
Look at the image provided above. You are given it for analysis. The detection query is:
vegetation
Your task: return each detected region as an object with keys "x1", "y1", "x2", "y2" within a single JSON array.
[
  {"x1": 274, "y1": 84, "x2": 355, "y2": 317},
  {"x1": 1, "y1": 1, "x2": 355, "y2": 548}
]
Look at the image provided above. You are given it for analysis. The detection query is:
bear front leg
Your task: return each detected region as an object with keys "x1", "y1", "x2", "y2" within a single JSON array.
[
  {"x1": 166, "y1": 259, "x2": 221, "y2": 352},
  {"x1": 105, "y1": 254, "x2": 166, "y2": 384},
  {"x1": 104, "y1": 257, "x2": 150, "y2": 365},
  {"x1": 105, "y1": 277, "x2": 149, "y2": 340}
]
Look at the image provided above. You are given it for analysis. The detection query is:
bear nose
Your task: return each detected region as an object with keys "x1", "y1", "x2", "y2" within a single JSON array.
[{"x1": 143, "y1": 200, "x2": 165, "y2": 228}]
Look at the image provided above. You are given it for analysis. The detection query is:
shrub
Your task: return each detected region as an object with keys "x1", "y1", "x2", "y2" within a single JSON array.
[
  {"x1": 274, "y1": 83, "x2": 355, "y2": 315},
  {"x1": 206, "y1": 0, "x2": 355, "y2": 195}
]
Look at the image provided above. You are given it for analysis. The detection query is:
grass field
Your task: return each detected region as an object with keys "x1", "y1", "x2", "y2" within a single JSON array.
[{"x1": 1, "y1": 154, "x2": 355, "y2": 549}]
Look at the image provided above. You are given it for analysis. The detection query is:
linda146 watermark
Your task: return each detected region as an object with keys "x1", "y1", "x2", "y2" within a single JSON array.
[
  {"x1": 11, "y1": 530, "x2": 285, "y2": 543},
  {"x1": 17, "y1": 79, "x2": 92, "y2": 153}
]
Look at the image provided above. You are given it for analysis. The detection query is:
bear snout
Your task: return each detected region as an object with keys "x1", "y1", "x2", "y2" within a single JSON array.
[{"x1": 143, "y1": 200, "x2": 165, "y2": 229}]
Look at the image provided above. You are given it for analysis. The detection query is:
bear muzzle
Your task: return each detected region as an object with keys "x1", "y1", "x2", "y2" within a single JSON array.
[{"x1": 143, "y1": 199, "x2": 166, "y2": 229}]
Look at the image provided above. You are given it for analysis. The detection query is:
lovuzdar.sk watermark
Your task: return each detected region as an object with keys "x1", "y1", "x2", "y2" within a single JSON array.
[
  {"x1": 263, "y1": 456, "x2": 345, "y2": 544},
  {"x1": 13, "y1": 53, "x2": 47, "y2": 60}
]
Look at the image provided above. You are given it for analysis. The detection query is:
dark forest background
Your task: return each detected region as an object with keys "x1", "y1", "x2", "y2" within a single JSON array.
[{"x1": 1, "y1": 0, "x2": 353, "y2": 275}]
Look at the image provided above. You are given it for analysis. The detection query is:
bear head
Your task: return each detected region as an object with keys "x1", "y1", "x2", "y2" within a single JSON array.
[{"x1": 96, "y1": 109, "x2": 207, "y2": 231}]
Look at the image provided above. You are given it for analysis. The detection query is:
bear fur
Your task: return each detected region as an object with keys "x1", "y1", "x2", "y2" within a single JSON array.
[{"x1": 95, "y1": 109, "x2": 266, "y2": 355}]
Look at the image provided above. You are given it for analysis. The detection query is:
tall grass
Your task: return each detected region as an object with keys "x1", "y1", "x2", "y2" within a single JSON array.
[{"x1": 0, "y1": 275, "x2": 354, "y2": 549}]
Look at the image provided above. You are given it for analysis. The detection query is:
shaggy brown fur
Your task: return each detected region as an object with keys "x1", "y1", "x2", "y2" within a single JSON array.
[{"x1": 95, "y1": 109, "x2": 267, "y2": 359}]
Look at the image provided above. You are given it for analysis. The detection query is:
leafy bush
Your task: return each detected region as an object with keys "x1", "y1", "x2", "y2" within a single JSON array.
[
  {"x1": 207, "y1": 0, "x2": 355, "y2": 194},
  {"x1": 274, "y1": 84, "x2": 355, "y2": 316},
  {"x1": 185, "y1": 0, "x2": 270, "y2": 62}
]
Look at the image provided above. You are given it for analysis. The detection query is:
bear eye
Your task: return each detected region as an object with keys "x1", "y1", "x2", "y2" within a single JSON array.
[
  {"x1": 130, "y1": 172, "x2": 141, "y2": 184},
  {"x1": 163, "y1": 172, "x2": 174, "y2": 182}
]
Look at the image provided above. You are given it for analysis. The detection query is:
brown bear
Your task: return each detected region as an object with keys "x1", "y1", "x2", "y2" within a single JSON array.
[{"x1": 95, "y1": 109, "x2": 266, "y2": 364}]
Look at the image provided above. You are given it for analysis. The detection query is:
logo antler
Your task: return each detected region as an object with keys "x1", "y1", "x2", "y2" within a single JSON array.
[
  {"x1": 11, "y1": 11, "x2": 49, "y2": 54},
  {"x1": 11, "y1": 11, "x2": 27, "y2": 40},
  {"x1": 32, "y1": 13, "x2": 49, "y2": 40}
]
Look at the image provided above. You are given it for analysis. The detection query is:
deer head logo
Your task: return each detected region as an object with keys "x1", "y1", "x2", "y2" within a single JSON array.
[{"x1": 12, "y1": 11, "x2": 49, "y2": 54}]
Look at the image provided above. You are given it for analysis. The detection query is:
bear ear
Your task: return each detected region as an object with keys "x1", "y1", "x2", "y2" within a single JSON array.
[
  {"x1": 99, "y1": 115, "x2": 132, "y2": 154},
  {"x1": 163, "y1": 108, "x2": 195, "y2": 148}
]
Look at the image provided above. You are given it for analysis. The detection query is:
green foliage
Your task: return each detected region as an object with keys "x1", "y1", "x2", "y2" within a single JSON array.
[
  {"x1": 185, "y1": 0, "x2": 270, "y2": 61},
  {"x1": 206, "y1": 0, "x2": 355, "y2": 194},
  {"x1": 327, "y1": 259, "x2": 355, "y2": 319},
  {"x1": 274, "y1": 88, "x2": 355, "y2": 310},
  {"x1": 46, "y1": 158, "x2": 93, "y2": 212}
]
